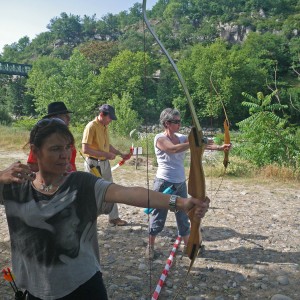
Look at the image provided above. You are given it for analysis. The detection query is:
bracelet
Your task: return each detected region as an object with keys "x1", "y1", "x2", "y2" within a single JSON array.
[{"x1": 169, "y1": 195, "x2": 179, "y2": 212}]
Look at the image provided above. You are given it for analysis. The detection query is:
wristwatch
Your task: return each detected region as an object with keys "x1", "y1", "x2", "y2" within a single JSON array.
[{"x1": 169, "y1": 195, "x2": 179, "y2": 212}]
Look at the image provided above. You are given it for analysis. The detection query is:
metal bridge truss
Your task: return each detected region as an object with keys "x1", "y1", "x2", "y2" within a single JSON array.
[{"x1": 0, "y1": 61, "x2": 32, "y2": 76}]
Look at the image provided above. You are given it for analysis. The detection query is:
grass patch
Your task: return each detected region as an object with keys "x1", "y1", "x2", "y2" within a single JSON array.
[
  {"x1": 0, "y1": 125, "x2": 30, "y2": 151},
  {"x1": 258, "y1": 164, "x2": 300, "y2": 182},
  {"x1": 0, "y1": 125, "x2": 298, "y2": 182}
]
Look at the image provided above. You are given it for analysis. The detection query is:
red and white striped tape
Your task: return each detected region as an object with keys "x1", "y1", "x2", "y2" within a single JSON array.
[{"x1": 151, "y1": 236, "x2": 182, "y2": 300}]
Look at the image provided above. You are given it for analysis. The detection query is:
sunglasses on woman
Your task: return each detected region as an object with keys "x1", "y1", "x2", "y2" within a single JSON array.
[{"x1": 168, "y1": 119, "x2": 181, "y2": 124}]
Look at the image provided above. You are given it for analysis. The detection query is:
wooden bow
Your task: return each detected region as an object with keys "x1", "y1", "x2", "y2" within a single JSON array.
[
  {"x1": 142, "y1": 0, "x2": 206, "y2": 274},
  {"x1": 210, "y1": 72, "x2": 231, "y2": 170},
  {"x1": 223, "y1": 118, "x2": 230, "y2": 169}
]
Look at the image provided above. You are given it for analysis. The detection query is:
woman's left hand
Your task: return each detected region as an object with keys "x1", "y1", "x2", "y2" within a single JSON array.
[
  {"x1": 221, "y1": 143, "x2": 232, "y2": 151},
  {"x1": 0, "y1": 161, "x2": 35, "y2": 184},
  {"x1": 184, "y1": 196, "x2": 210, "y2": 218}
]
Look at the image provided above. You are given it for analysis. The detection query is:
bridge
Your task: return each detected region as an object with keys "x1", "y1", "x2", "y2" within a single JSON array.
[{"x1": 0, "y1": 61, "x2": 32, "y2": 76}]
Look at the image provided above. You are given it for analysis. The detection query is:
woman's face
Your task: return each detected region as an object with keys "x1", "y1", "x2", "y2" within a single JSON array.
[
  {"x1": 34, "y1": 133, "x2": 72, "y2": 175},
  {"x1": 166, "y1": 116, "x2": 181, "y2": 133}
]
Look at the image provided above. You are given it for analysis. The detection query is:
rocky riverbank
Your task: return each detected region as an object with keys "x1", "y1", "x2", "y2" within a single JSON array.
[{"x1": 0, "y1": 155, "x2": 299, "y2": 299}]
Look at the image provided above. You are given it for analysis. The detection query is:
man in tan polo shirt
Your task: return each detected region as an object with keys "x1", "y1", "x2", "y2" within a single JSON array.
[{"x1": 82, "y1": 104, "x2": 128, "y2": 226}]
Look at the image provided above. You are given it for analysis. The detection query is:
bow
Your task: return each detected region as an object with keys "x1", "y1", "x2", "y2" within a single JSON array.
[
  {"x1": 223, "y1": 118, "x2": 230, "y2": 168},
  {"x1": 111, "y1": 145, "x2": 134, "y2": 171},
  {"x1": 142, "y1": 0, "x2": 206, "y2": 276},
  {"x1": 210, "y1": 73, "x2": 231, "y2": 170}
]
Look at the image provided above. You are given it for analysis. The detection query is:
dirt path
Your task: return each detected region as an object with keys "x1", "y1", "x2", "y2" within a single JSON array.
[{"x1": 0, "y1": 153, "x2": 299, "y2": 299}]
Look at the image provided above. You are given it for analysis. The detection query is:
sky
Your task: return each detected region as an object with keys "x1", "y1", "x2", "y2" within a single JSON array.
[{"x1": 0, "y1": 0, "x2": 157, "y2": 53}]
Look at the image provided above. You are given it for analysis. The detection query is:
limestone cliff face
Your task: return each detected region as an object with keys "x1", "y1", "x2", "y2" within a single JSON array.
[{"x1": 218, "y1": 23, "x2": 252, "y2": 43}]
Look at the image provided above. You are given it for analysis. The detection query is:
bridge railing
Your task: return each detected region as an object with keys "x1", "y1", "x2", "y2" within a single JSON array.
[{"x1": 0, "y1": 61, "x2": 32, "y2": 76}]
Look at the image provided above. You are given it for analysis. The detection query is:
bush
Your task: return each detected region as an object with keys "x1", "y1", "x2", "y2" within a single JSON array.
[
  {"x1": 108, "y1": 93, "x2": 142, "y2": 136},
  {"x1": 13, "y1": 117, "x2": 38, "y2": 130},
  {"x1": 0, "y1": 109, "x2": 12, "y2": 125}
]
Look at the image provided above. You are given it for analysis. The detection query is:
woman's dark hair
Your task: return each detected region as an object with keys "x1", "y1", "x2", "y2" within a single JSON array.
[{"x1": 29, "y1": 118, "x2": 74, "y2": 148}]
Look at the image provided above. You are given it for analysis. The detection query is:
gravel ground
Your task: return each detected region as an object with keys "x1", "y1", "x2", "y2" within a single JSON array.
[{"x1": 0, "y1": 152, "x2": 299, "y2": 300}]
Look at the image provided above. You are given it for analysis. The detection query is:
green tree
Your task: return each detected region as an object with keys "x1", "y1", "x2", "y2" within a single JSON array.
[
  {"x1": 81, "y1": 14, "x2": 98, "y2": 40},
  {"x1": 26, "y1": 51, "x2": 99, "y2": 123},
  {"x1": 78, "y1": 41, "x2": 119, "y2": 71},
  {"x1": 108, "y1": 92, "x2": 142, "y2": 136},
  {"x1": 289, "y1": 37, "x2": 300, "y2": 69},
  {"x1": 6, "y1": 77, "x2": 34, "y2": 116},
  {"x1": 28, "y1": 32, "x2": 55, "y2": 57},
  {"x1": 128, "y1": 3, "x2": 143, "y2": 24},
  {"x1": 241, "y1": 32, "x2": 291, "y2": 75},
  {"x1": 150, "y1": 0, "x2": 169, "y2": 18},
  {"x1": 175, "y1": 40, "x2": 267, "y2": 126},
  {"x1": 97, "y1": 50, "x2": 156, "y2": 121},
  {"x1": 236, "y1": 90, "x2": 299, "y2": 168},
  {"x1": 47, "y1": 12, "x2": 82, "y2": 45},
  {"x1": 96, "y1": 13, "x2": 121, "y2": 41},
  {"x1": 1, "y1": 36, "x2": 31, "y2": 63},
  {"x1": 26, "y1": 56, "x2": 64, "y2": 113},
  {"x1": 155, "y1": 57, "x2": 181, "y2": 113},
  {"x1": 59, "y1": 50, "x2": 99, "y2": 122},
  {"x1": 118, "y1": 30, "x2": 147, "y2": 53}
]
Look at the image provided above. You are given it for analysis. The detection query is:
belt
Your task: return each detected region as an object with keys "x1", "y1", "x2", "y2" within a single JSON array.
[{"x1": 88, "y1": 157, "x2": 107, "y2": 162}]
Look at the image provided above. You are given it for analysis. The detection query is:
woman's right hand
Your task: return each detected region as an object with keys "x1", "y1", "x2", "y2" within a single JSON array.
[{"x1": 0, "y1": 161, "x2": 35, "y2": 184}]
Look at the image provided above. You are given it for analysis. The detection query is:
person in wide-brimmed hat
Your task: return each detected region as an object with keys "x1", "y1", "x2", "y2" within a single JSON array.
[
  {"x1": 27, "y1": 101, "x2": 77, "y2": 172},
  {"x1": 42, "y1": 101, "x2": 73, "y2": 124}
]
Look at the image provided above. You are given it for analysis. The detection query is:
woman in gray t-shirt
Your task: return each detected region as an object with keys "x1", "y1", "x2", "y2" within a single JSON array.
[{"x1": 0, "y1": 118, "x2": 210, "y2": 299}]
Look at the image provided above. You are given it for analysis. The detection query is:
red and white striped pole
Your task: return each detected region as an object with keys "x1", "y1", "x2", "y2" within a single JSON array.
[{"x1": 151, "y1": 236, "x2": 182, "y2": 300}]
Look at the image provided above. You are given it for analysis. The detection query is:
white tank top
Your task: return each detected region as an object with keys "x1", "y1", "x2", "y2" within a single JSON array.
[{"x1": 154, "y1": 132, "x2": 187, "y2": 183}]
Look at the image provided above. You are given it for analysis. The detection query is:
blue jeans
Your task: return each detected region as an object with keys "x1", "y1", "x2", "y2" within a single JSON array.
[{"x1": 149, "y1": 177, "x2": 190, "y2": 237}]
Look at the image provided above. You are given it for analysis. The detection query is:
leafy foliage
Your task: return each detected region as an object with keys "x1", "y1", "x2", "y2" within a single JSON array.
[
  {"x1": 47, "y1": 12, "x2": 82, "y2": 45},
  {"x1": 0, "y1": 0, "x2": 299, "y2": 176},
  {"x1": 0, "y1": 109, "x2": 12, "y2": 124},
  {"x1": 175, "y1": 40, "x2": 268, "y2": 125},
  {"x1": 107, "y1": 92, "x2": 142, "y2": 136},
  {"x1": 236, "y1": 90, "x2": 299, "y2": 168},
  {"x1": 78, "y1": 41, "x2": 119, "y2": 71},
  {"x1": 96, "y1": 50, "x2": 158, "y2": 122},
  {"x1": 26, "y1": 51, "x2": 99, "y2": 123},
  {"x1": 13, "y1": 117, "x2": 37, "y2": 130}
]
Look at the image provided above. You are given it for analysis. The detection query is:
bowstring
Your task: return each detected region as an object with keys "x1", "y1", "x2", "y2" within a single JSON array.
[
  {"x1": 142, "y1": 12, "x2": 153, "y2": 298},
  {"x1": 209, "y1": 74, "x2": 215, "y2": 210},
  {"x1": 209, "y1": 72, "x2": 229, "y2": 199}
]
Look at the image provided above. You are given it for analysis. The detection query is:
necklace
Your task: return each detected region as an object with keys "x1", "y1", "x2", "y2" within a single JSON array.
[{"x1": 38, "y1": 175, "x2": 64, "y2": 192}]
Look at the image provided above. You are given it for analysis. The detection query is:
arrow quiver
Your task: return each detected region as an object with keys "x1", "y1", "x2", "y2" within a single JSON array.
[
  {"x1": 79, "y1": 150, "x2": 102, "y2": 178},
  {"x1": 2, "y1": 267, "x2": 28, "y2": 299},
  {"x1": 15, "y1": 290, "x2": 28, "y2": 300},
  {"x1": 89, "y1": 165, "x2": 102, "y2": 178}
]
